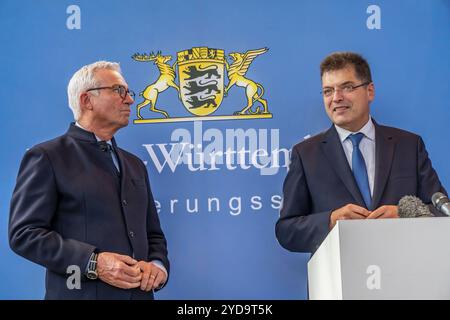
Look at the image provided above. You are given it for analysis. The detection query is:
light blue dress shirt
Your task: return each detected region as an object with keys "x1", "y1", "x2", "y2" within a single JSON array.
[{"x1": 334, "y1": 117, "x2": 376, "y2": 197}]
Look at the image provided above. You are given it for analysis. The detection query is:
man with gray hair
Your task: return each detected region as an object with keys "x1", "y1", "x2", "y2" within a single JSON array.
[{"x1": 9, "y1": 61, "x2": 169, "y2": 299}]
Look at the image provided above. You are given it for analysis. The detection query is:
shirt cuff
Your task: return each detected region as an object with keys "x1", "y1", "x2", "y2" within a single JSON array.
[{"x1": 151, "y1": 260, "x2": 168, "y2": 289}]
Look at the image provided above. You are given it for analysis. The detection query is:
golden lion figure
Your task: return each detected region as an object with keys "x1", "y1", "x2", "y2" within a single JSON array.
[
  {"x1": 224, "y1": 47, "x2": 269, "y2": 115},
  {"x1": 132, "y1": 52, "x2": 179, "y2": 118}
]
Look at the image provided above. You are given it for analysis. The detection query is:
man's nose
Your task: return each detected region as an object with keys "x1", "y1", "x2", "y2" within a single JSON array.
[
  {"x1": 124, "y1": 93, "x2": 134, "y2": 105},
  {"x1": 332, "y1": 88, "x2": 344, "y2": 101}
]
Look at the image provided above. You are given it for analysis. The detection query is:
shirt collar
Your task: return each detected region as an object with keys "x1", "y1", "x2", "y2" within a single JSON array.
[
  {"x1": 335, "y1": 116, "x2": 375, "y2": 143},
  {"x1": 75, "y1": 122, "x2": 112, "y2": 144}
]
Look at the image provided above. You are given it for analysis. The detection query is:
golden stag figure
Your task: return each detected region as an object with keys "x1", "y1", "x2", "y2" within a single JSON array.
[{"x1": 132, "y1": 52, "x2": 179, "y2": 118}]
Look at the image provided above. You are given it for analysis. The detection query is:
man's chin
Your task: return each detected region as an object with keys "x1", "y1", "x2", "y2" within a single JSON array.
[
  {"x1": 118, "y1": 118, "x2": 130, "y2": 128},
  {"x1": 332, "y1": 116, "x2": 350, "y2": 127}
]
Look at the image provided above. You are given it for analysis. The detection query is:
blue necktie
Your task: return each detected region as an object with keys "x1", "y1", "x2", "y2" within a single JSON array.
[
  {"x1": 99, "y1": 141, "x2": 120, "y2": 175},
  {"x1": 107, "y1": 144, "x2": 120, "y2": 173},
  {"x1": 348, "y1": 133, "x2": 372, "y2": 208}
]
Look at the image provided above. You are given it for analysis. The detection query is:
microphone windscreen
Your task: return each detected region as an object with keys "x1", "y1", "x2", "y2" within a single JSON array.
[{"x1": 398, "y1": 195, "x2": 434, "y2": 218}]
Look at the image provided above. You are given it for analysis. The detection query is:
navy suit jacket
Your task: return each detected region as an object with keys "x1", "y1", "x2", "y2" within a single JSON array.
[
  {"x1": 9, "y1": 123, "x2": 169, "y2": 299},
  {"x1": 276, "y1": 121, "x2": 447, "y2": 254}
]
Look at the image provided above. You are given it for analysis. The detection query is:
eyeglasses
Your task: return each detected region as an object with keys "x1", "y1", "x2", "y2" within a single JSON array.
[
  {"x1": 86, "y1": 85, "x2": 135, "y2": 101},
  {"x1": 321, "y1": 81, "x2": 371, "y2": 98}
]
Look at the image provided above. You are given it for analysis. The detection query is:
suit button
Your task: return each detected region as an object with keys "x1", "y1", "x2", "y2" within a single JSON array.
[
  {"x1": 129, "y1": 231, "x2": 134, "y2": 238},
  {"x1": 122, "y1": 199, "x2": 128, "y2": 206}
]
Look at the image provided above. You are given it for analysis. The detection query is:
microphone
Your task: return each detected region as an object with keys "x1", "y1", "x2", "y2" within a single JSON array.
[
  {"x1": 98, "y1": 141, "x2": 109, "y2": 152},
  {"x1": 398, "y1": 195, "x2": 434, "y2": 218},
  {"x1": 432, "y1": 192, "x2": 450, "y2": 216}
]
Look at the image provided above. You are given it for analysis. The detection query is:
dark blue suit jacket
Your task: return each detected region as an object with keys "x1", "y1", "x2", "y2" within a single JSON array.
[
  {"x1": 9, "y1": 123, "x2": 169, "y2": 299},
  {"x1": 276, "y1": 121, "x2": 447, "y2": 254}
]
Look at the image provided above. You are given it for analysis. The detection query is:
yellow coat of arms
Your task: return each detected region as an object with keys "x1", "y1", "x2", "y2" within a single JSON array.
[
  {"x1": 133, "y1": 46, "x2": 271, "y2": 123},
  {"x1": 178, "y1": 47, "x2": 225, "y2": 116}
]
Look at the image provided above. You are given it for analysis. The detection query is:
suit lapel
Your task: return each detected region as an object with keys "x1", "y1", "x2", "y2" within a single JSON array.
[
  {"x1": 372, "y1": 123, "x2": 396, "y2": 209},
  {"x1": 321, "y1": 125, "x2": 366, "y2": 207}
]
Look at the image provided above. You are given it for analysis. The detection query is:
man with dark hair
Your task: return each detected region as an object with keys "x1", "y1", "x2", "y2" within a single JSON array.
[
  {"x1": 320, "y1": 52, "x2": 372, "y2": 83},
  {"x1": 9, "y1": 61, "x2": 169, "y2": 299},
  {"x1": 276, "y1": 52, "x2": 446, "y2": 253}
]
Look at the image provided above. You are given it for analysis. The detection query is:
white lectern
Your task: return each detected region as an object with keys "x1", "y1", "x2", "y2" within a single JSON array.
[{"x1": 307, "y1": 217, "x2": 450, "y2": 299}]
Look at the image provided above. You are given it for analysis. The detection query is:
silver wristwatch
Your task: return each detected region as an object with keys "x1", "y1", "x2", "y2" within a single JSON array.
[{"x1": 86, "y1": 252, "x2": 98, "y2": 280}]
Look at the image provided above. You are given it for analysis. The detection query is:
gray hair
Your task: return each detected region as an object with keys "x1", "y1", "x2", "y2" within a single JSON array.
[{"x1": 67, "y1": 61, "x2": 121, "y2": 120}]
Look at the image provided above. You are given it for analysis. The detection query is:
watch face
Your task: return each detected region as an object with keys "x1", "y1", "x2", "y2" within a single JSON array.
[{"x1": 86, "y1": 270, "x2": 98, "y2": 280}]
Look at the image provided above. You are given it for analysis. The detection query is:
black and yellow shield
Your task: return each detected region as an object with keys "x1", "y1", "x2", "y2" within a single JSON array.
[{"x1": 177, "y1": 47, "x2": 225, "y2": 116}]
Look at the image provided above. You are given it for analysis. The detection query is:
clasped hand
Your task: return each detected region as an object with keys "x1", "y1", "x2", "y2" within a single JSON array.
[
  {"x1": 96, "y1": 252, "x2": 167, "y2": 291},
  {"x1": 329, "y1": 204, "x2": 399, "y2": 229}
]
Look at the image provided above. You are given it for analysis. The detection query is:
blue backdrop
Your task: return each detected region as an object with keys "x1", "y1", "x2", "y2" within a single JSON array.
[{"x1": 1, "y1": 0, "x2": 449, "y2": 299}]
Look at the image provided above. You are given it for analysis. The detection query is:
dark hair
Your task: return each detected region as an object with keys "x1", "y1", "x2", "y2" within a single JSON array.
[{"x1": 320, "y1": 52, "x2": 372, "y2": 82}]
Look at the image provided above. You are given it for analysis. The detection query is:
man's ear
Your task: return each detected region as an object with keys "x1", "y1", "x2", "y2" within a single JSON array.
[
  {"x1": 367, "y1": 82, "x2": 375, "y2": 102},
  {"x1": 80, "y1": 92, "x2": 93, "y2": 111}
]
